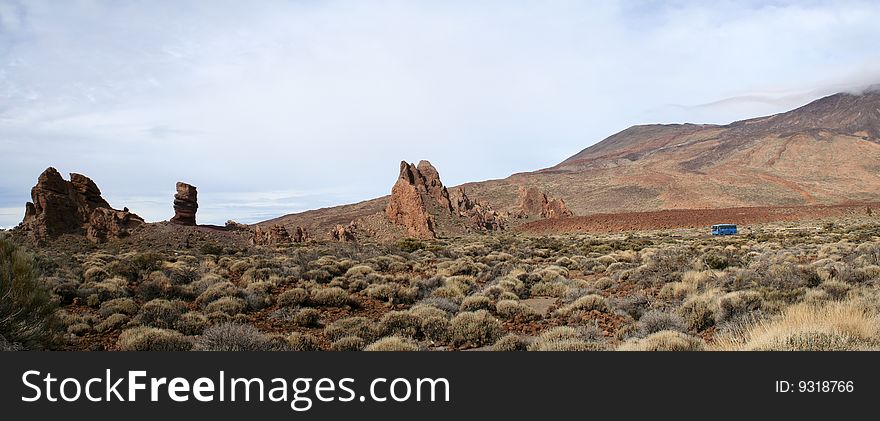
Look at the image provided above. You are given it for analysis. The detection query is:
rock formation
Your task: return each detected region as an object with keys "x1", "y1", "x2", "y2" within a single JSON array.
[
  {"x1": 386, "y1": 160, "x2": 509, "y2": 238},
  {"x1": 170, "y1": 182, "x2": 198, "y2": 226},
  {"x1": 386, "y1": 161, "x2": 448, "y2": 239},
  {"x1": 252, "y1": 224, "x2": 307, "y2": 245},
  {"x1": 450, "y1": 187, "x2": 507, "y2": 231},
  {"x1": 19, "y1": 167, "x2": 144, "y2": 242},
  {"x1": 331, "y1": 223, "x2": 356, "y2": 242},
  {"x1": 517, "y1": 186, "x2": 573, "y2": 219}
]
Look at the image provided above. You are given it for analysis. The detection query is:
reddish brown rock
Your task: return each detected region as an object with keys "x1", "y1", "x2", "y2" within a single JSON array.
[
  {"x1": 517, "y1": 186, "x2": 573, "y2": 219},
  {"x1": 386, "y1": 161, "x2": 444, "y2": 239},
  {"x1": 251, "y1": 224, "x2": 306, "y2": 245},
  {"x1": 19, "y1": 167, "x2": 143, "y2": 242},
  {"x1": 170, "y1": 182, "x2": 198, "y2": 226},
  {"x1": 331, "y1": 222, "x2": 356, "y2": 242},
  {"x1": 451, "y1": 187, "x2": 507, "y2": 231}
]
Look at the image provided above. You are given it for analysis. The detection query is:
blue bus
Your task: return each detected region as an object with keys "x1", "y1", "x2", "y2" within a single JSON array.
[{"x1": 711, "y1": 224, "x2": 737, "y2": 235}]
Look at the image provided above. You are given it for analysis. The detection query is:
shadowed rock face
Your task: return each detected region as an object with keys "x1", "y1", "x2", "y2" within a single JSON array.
[
  {"x1": 170, "y1": 182, "x2": 198, "y2": 226},
  {"x1": 19, "y1": 167, "x2": 144, "y2": 243}
]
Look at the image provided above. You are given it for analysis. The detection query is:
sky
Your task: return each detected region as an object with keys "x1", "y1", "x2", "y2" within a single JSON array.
[{"x1": 2, "y1": 0, "x2": 880, "y2": 228}]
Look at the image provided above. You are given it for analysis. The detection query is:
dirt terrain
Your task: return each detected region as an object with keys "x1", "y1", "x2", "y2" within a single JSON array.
[{"x1": 518, "y1": 202, "x2": 878, "y2": 235}]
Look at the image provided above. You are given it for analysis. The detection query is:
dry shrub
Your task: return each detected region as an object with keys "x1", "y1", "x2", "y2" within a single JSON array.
[
  {"x1": 495, "y1": 300, "x2": 539, "y2": 321},
  {"x1": 378, "y1": 311, "x2": 421, "y2": 338},
  {"x1": 528, "y1": 326, "x2": 605, "y2": 351},
  {"x1": 330, "y1": 336, "x2": 365, "y2": 351},
  {"x1": 99, "y1": 298, "x2": 139, "y2": 318},
  {"x1": 137, "y1": 299, "x2": 187, "y2": 328},
  {"x1": 195, "y1": 323, "x2": 276, "y2": 351},
  {"x1": 175, "y1": 312, "x2": 209, "y2": 335},
  {"x1": 0, "y1": 238, "x2": 57, "y2": 349},
  {"x1": 554, "y1": 294, "x2": 609, "y2": 316},
  {"x1": 117, "y1": 327, "x2": 192, "y2": 351},
  {"x1": 618, "y1": 330, "x2": 705, "y2": 351},
  {"x1": 460, "y1": 295, "x2": 492, "y2": 312},
  {"x1": 95, "y1": 313, "x2": 129, "y2": 333},
  {"x1": 716, "y1": 290, "x2": 763, "y2": 323},
  {"x1": 678, "y1": 294, "x2": 717, "y2": 331},
  {"x1": 292, "y1": 308, "x2": 321, "y2": 327},
  {"x1": 311, "y1": 287, "x2": 356, "y2": 307},
  {"x1": 449, "y1": 310, "x2": 502, "y2": 347},
  {"x1": 287, "y1": 332, "x2": 322, "y2": 351},
  {"x1": 713, "y1": 300, "x2": 880, "y2": 351},
  {"x1": 277, "y1": 288, "x2": 310, "y2": 307},
  {"x1": 492, "y1": 334, "x2": 529, "y2": 351},
  {"x1": 365, "y1": 283, "x2": 419, "y2": 304},
  {"x1": 195, "y1": 281, "x2": 240, "y2": 307},
  {"x1": 325, "y1": 317, "x2": 379, "y2": 342},
  {"x1": 204, "y1": 296, "x2": 247, "y2": 316},
  {"x1": 364, "y1": 336, "x2": 420, "y2": 351},
  {"x1": 637, "y1": 310, "x2": 687, "y2": 336}
]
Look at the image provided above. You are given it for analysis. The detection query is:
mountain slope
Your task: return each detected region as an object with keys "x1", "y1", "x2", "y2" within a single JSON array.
[{"x1": 263, "y1": 88, "x2": 880, "y2": 236}]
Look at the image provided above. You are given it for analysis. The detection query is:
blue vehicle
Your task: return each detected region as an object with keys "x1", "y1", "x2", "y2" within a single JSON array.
[{"x1": 711, "y1": 224, "x2": 737, "y2": 235}]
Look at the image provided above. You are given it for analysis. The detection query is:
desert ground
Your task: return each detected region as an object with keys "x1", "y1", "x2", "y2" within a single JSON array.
[{"x1": 4, "y1": 206, "x2": 880, "y2": 352}]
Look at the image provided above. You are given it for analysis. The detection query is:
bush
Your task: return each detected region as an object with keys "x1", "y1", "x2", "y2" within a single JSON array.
[
  {"x1": 618, "y1": 330, "x2": 706, "y2": 351},
  {"x1": 195, "y1": 323, "x2": 275, "y2": 351},
  {"x1": 195, "y1": 281, "x2": 240, "y2": 307},
  {"x1": 287, "y1": 332, "x2": 321, "y2": 351},
  {"x1": 325, "y1": 317, "x2": 379, "y2": 342},
  {"x1": 678, "y1": 295, "x2": 716, "y2": 331},
  {"x1": 449, "y1": 310, "x2": 502, "y2": 347},
  {"x1": 364, "y1": 336, "x2": 420, "y2": 351},
  {"x1": 175, "y1": 312, "x2": 209, "y2": 335},
  {"x1": 117, "y1": 327, "x2": 192, "y2": 351},
  {"x1": 495, "y1": 300, "x2": 539, "y2": 321},
  {"x1": 95, "y1": 313, "x2": 129, "y2": 333},
  {"x1": 311, "y1": 287, "x2": 356, "y2": 307},
  {"x1": 0, "y1": 238, "x2": 57, "y2": 349},
  {"x1": 292, "y1": 308, "x2": 321, "y2": 327},
  {"x1": 713, "y1": 300, "x2": 880, "y2": 351},
  {"x1": 460, "y1": 295, "x2": 492, "y2": 312},
  {"x1": 554, "y1": 294, "x2": 609, "y2": 316},
  {"x1": 204, "y1": 297, "x2": 247, "y2": 316},
  {"x1": 278, "y1": 288, "x2": 310, "y2": 307},
  {"x1": 716, "y1": 290, "x2": 762, "y2": 323},
  {"x1": 637, "y1": 310, "x2": 687, "y2": 336},
  {"x1": 330, "y1": 336, "x2": 365, "y2": 351},
  {"x1": 137, "y1": 299, "x2": 187, "y2": 328},
  {"x1": 528, "y1": 326, "x2": 605, "y2": 351},
  {"x1": 99, "y1": 298, "x2": 139, "y2": 318},
  {"x1": 492, "y1": 334, "x2": 529, "y2": 351},
  {"x1": 379, "y1": 311, "x2": 422, "y2": 338}
]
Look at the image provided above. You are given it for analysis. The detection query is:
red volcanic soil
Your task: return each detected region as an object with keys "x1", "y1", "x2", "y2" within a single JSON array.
[{"x1": 516, "y1": 202, "x2": 878, "y2": 235}]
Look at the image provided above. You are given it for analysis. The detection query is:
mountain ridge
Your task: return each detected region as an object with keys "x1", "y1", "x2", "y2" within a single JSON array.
[{"x1": 263, "y1": 87, "x2": 880, "y2": 238}]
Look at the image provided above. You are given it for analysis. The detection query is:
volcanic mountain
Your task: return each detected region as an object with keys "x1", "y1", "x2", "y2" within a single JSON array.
[{"x1": 264, "y1": 87, "x2": 880, "y2": 237}]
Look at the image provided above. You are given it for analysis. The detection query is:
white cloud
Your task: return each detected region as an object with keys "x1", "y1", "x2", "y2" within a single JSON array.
[{"x1": 2, "y1": 0, "x2": 880, "y2": 227}]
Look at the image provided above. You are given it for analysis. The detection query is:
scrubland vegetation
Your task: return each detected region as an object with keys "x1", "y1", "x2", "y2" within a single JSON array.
[{"x1": 3, "y1": 217, "x2": 880, "y2": 351}]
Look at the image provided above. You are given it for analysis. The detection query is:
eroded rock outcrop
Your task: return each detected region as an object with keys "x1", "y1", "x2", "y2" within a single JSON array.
[
  {"x1": 517, "y1": 186, "x2": 573, "y2": 219},
  {"x1": 252, "y1": 224, "x2": 307, "y2": 245},
  {"x1": 386, "y1": 161, "x2": 447, "y2": 239},
  {"x1": 330, "y1": 223, "x2": 356, "y2": 242},
  {"x1": 450, "y1": 187, "x2": 507, "y2": 231},
  {"x1": 170, "y1": 182, "x2": 198, "y2": 226},
  {"x1": 386, "y1": 161, "x2": 507, "y2": 238},
  {"x1": 19, "y1": 167, "x2": 144, "y2": 242}
]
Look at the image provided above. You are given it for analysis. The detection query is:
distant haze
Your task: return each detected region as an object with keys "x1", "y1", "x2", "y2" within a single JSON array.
[{"x1": 2, "y1": 0, "x2": 880, "y2": 228}]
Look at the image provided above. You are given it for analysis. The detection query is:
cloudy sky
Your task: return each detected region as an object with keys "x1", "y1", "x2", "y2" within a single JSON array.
[{"x1": 2, "y1": 0, "x2": 880, "y2": 228}]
